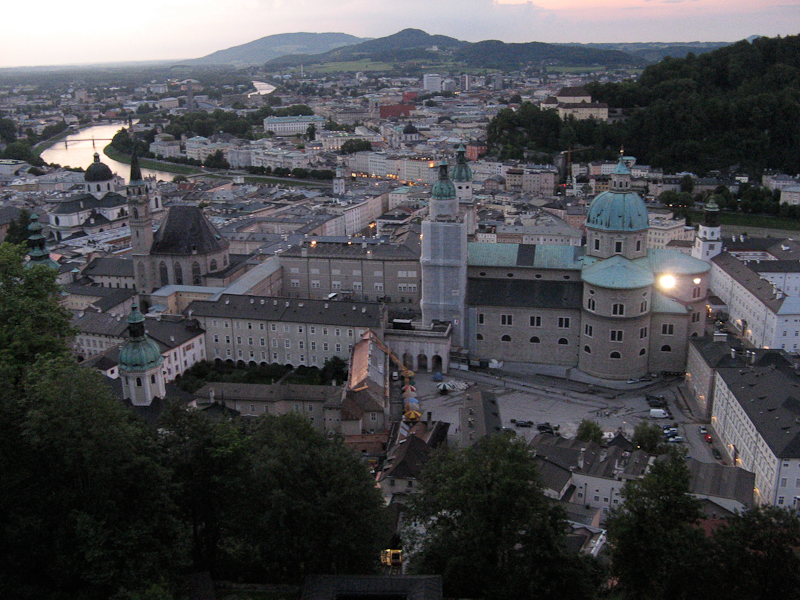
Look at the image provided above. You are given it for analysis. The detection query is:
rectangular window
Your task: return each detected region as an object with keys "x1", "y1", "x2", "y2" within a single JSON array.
[
  {"x1": 610, "y1": 330, "x2": 623, "y2": 342},
  {"x1": 353, "y1": 282, "x2": 362, "y2": 291},
  {"x1": 332, "y1": 281, "x2": 341, "y2": 289},
  {"x1": 323, "y1": 342, "x2": 329, "y2": 351},
  {"x1": 781, "y1": 478, "x2": 788, "y2": 488},
  {"x1": 271, "y1": 339, "x2": 278, "y2": 348},
  {"x1": 336, "y1": 343, "x2": 342, "y2": 353},
  {"x1": 284, "y1": 340, "x2": 291, "y2": 349},
  {"x1": 271, "y1": 323, "x2": 277, "y2": 331},
  {"x1": 615, "y1": 241, "x2": 623, "y2": 253},
  {"x1": 374, "y1": 283, "x2": 383, "y2": 291},
  {"x1": 248, "y1": 337, "x2": 253, "y2": 345},
  {"x1": 283, "y1": 324, "x2": 289, "y2": 332},
  {"x1": 299, "y1": 341, "x2": 304, "y2": 349},
  {"x1": 612, "y1": 303, "x2": 625, "y2": 316},
  {"x1": 530, "y1": 316, "x2": 541, "y2": 327},
  {"x1": 310, "y1": 326, "x2": 316, "y2": 334},
  {"x1": 640, "y1": 327, "x2": 648, "y2": 339},
  {"x1": 501, "y1": 314, "x2": 513, "y2": 326},
  {"x1": 335, "y1": 328, "x2": 341, "y2": 336},
  {"x1": 236, "y1": 336, "x2": 242, "y2": 345},
  {"x1": 311, "y1": 280, "x2": 320, "y2": 289},
  {"x1": 260, "y1": 338, "x2": 265, "y2": 346},
  {"x1": 311, "y1": 341, "x2": 317, "y2": 351},
  {"x1": 558, "y1": 317, "x2": 570, "y2": 329},
  {"x1": 290, "y1": 280, "x2": 299, "y2": 288},
  {"x1": 692, "y1": 312, "x2": 701, "y2": 323},
  {"x1": 213, "y1": 334, "x2": 219, "y2": 343},
  {"x1": 478, "y1": 313, "x2": 485, "y2": 325},
  {"x1": 662, "y1": 323, "x2": 674, "y2": 335},
  {"x1": 584, "y1": 324, "x2": 593, "y2": 337}
]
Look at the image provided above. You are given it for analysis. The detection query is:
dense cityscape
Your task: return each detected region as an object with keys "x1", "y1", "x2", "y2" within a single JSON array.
[{"x1": 1, "y1": 26, "x2": 800, "y2": 600}]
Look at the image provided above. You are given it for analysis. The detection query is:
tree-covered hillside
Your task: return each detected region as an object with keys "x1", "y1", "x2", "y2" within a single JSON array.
[{"x1": 488, "y1": 35, "x2": 800, "y2": 176}]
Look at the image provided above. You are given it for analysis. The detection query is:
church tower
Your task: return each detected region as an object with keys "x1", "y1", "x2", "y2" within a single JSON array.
[
  {"x1": 25, "y1": 213, "x2": 59, "y2": 271},
  {"x1": 692, "y1": 198, "x2": 722, "y2": 262},
  {"x1": 127, "y1": 153, "x2": 154, "y2": 295},
  {"x1": 119, "y1": 304, "x2": 166, "y2": 406},
  {"x1": 333, "y1": 165, "x2": 346, "y2": 196},
  {"x1": 420, "y1": 160, "x2": 468, "y2": 346},
  {"x1": 451, "y1": 145, "x2": 476, "y2": 234}
]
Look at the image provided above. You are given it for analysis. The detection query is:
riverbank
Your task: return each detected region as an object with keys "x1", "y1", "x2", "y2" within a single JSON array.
[
  {"x1": 103, "y1": 144, "x2": 203, "y2": 177},
  {"x1": 34, "y1": 127, "x2": 84, "y2": 157}
]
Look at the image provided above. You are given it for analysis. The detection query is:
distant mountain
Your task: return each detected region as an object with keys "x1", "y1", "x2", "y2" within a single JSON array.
[
  {"x1": 265, "y1": 29, "x2": 467, "y2": 69},
  {"x1": 265, "y1": 28, "x2": 644, "y2": 71},
  {"x1": 574, "y1": 41, "x2": 733, "y2": 63},
  {"x1": 191, "y1": 32, "x2": 370, "y2": 66}
]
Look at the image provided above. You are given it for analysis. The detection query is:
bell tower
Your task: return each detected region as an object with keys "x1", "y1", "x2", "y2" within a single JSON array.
[
  {"x1": 692, "y1": 198, "x2": 722, "y2": 262},
  {"x1": 127, "y1": 152, "x2": 154, "y2": 295}
]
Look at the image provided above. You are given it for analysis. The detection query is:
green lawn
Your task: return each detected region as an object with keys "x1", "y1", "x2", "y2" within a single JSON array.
[
  {"x1": 312, "y1": 59, "x2": 395, "y2": 73},
  {"x1": 688, "y1": 209, "x2": 800, "y2": 231}
]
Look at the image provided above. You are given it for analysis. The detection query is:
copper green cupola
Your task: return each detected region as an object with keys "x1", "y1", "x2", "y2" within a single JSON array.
[
  {"x1": 451, "y1": 145, "x2": 472, "y2": 183},
  {"x1": 25, "y1": 213, "x2": 59, "y2": 271},
  {"x1": 119, "y1": 304, "x2": 163, "y2": 373},
  {"x1": 430, "y1": 160, "x2": 458, "y2": 221}
]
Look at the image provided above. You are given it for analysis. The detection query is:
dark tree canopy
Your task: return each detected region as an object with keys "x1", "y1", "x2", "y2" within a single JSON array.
[{"x1": 405, "y1": 435, "x2": 600, "y2": 600}]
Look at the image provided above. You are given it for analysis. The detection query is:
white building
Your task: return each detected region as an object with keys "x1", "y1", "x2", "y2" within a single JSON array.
[{"x1": 263, "y1": 115, "x2": 326, "y2": 137}]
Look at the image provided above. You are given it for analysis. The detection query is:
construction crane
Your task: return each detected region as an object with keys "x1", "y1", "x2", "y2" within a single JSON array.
[{"x1": 362, "y1": 330, "x2": 420, "y2": 421}]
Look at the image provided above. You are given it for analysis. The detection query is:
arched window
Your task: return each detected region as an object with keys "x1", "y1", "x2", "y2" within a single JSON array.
[
  {"x1": 612, "y1": 303, "x2": 625, "y2": 316},
  {"x1": 159, "y1": 262, "x2": 168, "y2": 287},
  {"x1": 476, "y1": 333, "x2": 484, "y2": 341},
  {"x1": 54, "y1": 216, "x2": 60, "y2": 225},
  {"x1": 133, "y1": 207, "x2": 139, "y2": 219},
  {"x1": 610, "y1": 351, "x2": 621, "y2": 359},
  {"x1": 174, "y1": 262, "x2": 183, "y2": 285},
  {"x1": 150, "y1": 374, "x2": 156, "y2": 384},
  {"x1": 136, "y1": 377, "x2": 142, "y2": 387},
  {"x1": 192, "y1": 262, "x2": 201, "y2": 285},
  {"x1": 584, "y1": 345, "x2": 591, "y2": 353},
  {"x1": 661, "y1": 344, "x2": 672, "y2": 352},
  {"x1": 530, "y1": 336, "x2": 540, "y2": 343},
  {"x1": 558, "y1": 338, "x2": 568, "y2": 345},
  {"x1": 210, "y1": 259, "x2": 218, "y2": 272},
  {"x1": 501, "y1": 335, "x2": 511, "y2": 342},
  {"x1": 639, "y1": 348, "x2": 647, "y2": 356},
  {"x1": 587, "y1": 298, "x2": 596, "y2": 311}
]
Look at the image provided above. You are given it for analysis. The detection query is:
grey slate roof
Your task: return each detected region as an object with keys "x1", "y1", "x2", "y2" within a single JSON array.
[
  {"x1": 188, "y1": 294, "x2": 384, "y2": 328},
  {"x1": 467, "y1": 279, "x2": 583, "y2": 310},
  {"x1": 49, "y1": 193, "x2": 127, "y2": 214},
  {"x1": 716, "y1": 363, "x2": 800, "y2": 458},
  {"x1": 63, "y1": 284, "x2": 137, "y2": 312},
  {"x1": 83, "y1": 257, "x2": 134, "y2": 278},
  {"x1": 150, "y1": 205, "x2": 229, "y2": 256}
]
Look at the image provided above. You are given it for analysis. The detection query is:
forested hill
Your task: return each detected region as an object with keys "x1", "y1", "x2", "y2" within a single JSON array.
[
  {"x1": 488, "y1": 35, "x2": 800, "y2": 176},
  {"x1": 587, "y1": 35, "x2": 800, "y2": 175}
]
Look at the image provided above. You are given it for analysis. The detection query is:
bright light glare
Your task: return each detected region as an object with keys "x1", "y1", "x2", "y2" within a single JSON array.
[
  {"x1": 660, "y1": 275, "x2": 676, "y2": 289},
  {"x1": 693, "y1": 278, "x2": 701, "y2": 284}
]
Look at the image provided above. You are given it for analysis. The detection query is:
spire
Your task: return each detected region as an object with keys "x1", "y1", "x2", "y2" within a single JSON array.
[
  {"x1": 127, "y1": 303, "x2": 146, "y2": 340},
  {"x1": 25, "y1": 213, "x2": 59, "y2": 271},
  {"x1": 451, "y1": 145, "x2": 472, "y2": 183},
  {"x1": 129, "y1": 150, "x2": 143, "y2": 185},
  {"x1": 432, "y1": 160, "x2": 456, "y2": 200}
]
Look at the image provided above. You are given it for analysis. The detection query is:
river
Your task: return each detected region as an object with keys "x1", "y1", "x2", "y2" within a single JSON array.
[{"x1": 40, "y1": 123, "x2": 178, "y2": 182}]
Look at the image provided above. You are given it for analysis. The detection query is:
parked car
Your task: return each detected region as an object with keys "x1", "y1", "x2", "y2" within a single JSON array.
[
  {"x1": 647, "y1": 395, "x2": 667, "y2": 408},
  {"x1": 704, "y1": 434, "x2": 713, "y2": 443},
  {"x1": 537, "y1": 422, "x2": 555, "y2": 434},
  {"x1": 667, "y1": 436, "x2": 684, "y2": 443},
  {"x1": 515, "y1": 420, "x2": 533, "y2": 428},
  {"x1": 699, "y1": 425, "x2": 708, "y2": 434},
  {"x1": 712, "y1": 448, "x2": 722, "y2": 460}
]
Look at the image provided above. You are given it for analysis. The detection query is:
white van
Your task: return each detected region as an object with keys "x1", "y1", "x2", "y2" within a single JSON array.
[{"x1": 650, "y1": 408, "x2": 669, "y2": 419}]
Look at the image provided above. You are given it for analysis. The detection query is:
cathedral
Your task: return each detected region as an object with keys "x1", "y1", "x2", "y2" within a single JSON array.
[
  {"x1": 421, "y1": 153, "x2": 710, "y2": 380},
  {"x1": 126, "y1": 153, "x2": 230, "y2": 298}
]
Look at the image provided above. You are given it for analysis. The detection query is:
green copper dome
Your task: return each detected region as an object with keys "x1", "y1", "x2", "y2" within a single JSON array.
[
  {"x1": 25, "y1": 213, "x2": 59, "y2": 271},
  {"x1": 119, "y1": 304, "x2": 163, "y2": 373},
  {"x1": 84, "y1": 153, "x2": 114, "y2": 182},
  {"x1": 451, "y1": 145, "x2": 472, "y2": 183},
  {"x1": 432, "y1": 160, "x2": 456, "y2": 200},
  {"x1": 587, "y1": 157, "x2": 648, "y2": 232},
  {"x1": 582, "y1": 255, "x2": 655, "y2": 289}
]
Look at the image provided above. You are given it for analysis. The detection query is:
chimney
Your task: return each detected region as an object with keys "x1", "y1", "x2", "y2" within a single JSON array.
[{"x1": 731, "y1": 348, "x2": 737, "y2": 359}]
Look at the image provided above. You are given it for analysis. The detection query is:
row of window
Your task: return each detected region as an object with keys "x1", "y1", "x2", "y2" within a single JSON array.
[
  {"x1": 480, "y1": 314, "x2": 571, "y2": 328},
  {"x1": 475, "y1": 335, "x2": 674, "y2": 354},
  {"x1": 213, "y1": 348, "x2": 351, "y2": 363},
  {"x1": 593, "y1": 238, "x2": 643, "y2": 253},
  {"x1": 212, "y1": 335, "x2": 349, "y2": 353},
  {"x1": 211, "y1": 321, "x2": 353, "y2": 337},
  {"x1": 477, "y1": 334, "x2": 569, "y2": 345}
]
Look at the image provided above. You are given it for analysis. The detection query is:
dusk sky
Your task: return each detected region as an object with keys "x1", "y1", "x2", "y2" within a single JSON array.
[{"x1": 2, "y1": 0, "x2": 798, "y2": 68}]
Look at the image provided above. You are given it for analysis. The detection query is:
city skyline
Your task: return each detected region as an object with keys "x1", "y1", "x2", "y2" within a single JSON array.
[{"x1": 1, "y1": 0, "x2": 798, "y2": 69}]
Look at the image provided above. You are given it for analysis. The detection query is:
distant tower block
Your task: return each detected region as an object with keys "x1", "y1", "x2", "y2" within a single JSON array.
[
  {"x1": 333, "y1": 166, "x2": 346, "y2": 196},
  {"x1": 421, "y1": 161, "x2": 468, "y2": 347}
]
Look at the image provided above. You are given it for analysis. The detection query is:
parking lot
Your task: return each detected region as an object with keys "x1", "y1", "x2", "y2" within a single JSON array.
[{"x1": 413, "y1": 369, "x2": 723, "y2": 463}]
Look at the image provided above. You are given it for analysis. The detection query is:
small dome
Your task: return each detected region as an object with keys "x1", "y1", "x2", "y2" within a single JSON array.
[
  {"x1": 451, "y1": 145, "x2": 472, "y2": 183},
  {"x1": 582, "y1": 255, "x2": 655, "y2": 289},
  {"x1": 431, "y1": 160, "x2": 456, "y2": 200},
  {"x1": 84, "y1": 153, "x2": 114, "y2": 182},
  {"x1": 119, "y1": 305, "x2": 163, "y2": 373},
  {"x1": 586, "y1": 189, "x2": 649, "y2": 232}
]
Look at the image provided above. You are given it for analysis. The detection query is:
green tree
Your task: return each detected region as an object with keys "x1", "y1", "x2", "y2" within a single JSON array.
[
  {"x1": 709, "y1": 505, "x2": 800, "y2": 600},
  {"x1": 305, "y1": 123, "x2": 316, "y2": 141},
  {"x1": 4, "y1": 209, "x2": 31, "y2": 246},
  {"x1": 0, "y1": 243, "x2": 73, "y2": 389},
  {"x1": 576, "y1": 419, "x2": 603, "y2": 444},
  {"x1": 631, "y1": 421, "x2": 665, "y2": 454},
  {"x1": 1, "y1": 141, "x2": 45, "y2": 166},
  {"x1": 0, "y1": 117, "x2": 16, "y2": 144},
  {"x1": 0, "y1": 358, "x2": 185, "y2": 599},
  {"x1": 340, "y1": 139, "x2": 372, "y2": 154},
  {"x1": 203, "y1": 150, "x2": 229, "y2": 170},
  {"x1": 606, "y1": 450, "x2": 709, "y2": 600},
  {"x1": 320, "y1": 355, "x2": 348, "y2": 385},
  {"x1": 228, "y1": 414, "x2": 389, "y2": 583},
  {"x1": 405, "y1": 435, "x2": 600, "y2": 600}
]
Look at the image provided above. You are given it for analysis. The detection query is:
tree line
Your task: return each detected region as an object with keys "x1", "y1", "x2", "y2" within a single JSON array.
[{"x1": 488, "y1": 34, "x2": 800, "y2": 177}]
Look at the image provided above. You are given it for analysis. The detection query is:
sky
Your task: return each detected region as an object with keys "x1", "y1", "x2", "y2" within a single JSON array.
[{"x1": 1, "y1": 0, "x2": 798, "y2": 68}]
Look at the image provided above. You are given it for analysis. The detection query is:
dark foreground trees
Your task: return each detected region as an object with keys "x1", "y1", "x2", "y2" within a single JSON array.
[{"x1": 404, "y1": 435, "x2": 600, "y2": 600}]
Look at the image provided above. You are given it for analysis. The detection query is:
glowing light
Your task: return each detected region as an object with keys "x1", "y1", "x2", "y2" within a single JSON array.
[
  {"x1": 659, "y1": 275, "x2": 676, "y2": 289},
  {"x1": 693, "y1": 277, "x2": 701, "y2": 284}
]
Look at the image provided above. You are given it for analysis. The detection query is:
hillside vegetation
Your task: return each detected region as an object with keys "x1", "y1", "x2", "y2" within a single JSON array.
[{"x1": 488, "y1": 35, "x2": 800, "y2": 176}]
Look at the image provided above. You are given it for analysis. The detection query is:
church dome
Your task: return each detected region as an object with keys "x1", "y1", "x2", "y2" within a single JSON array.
[
  {"x1": 451, "y1": 145, "x2": 472, "y2": 183},
  {"x1": 84, "y1": 153, "x2": 114, "y2": 182},
  {"x1": 431, "y1": 160, "x2": 456, "y2": 200},
  {"x1": 586, "y1": 157, "x2": 648, "y2": 232},
  {"x1": 119, "y1": 305, "x2": 163, "y2": 373}
]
